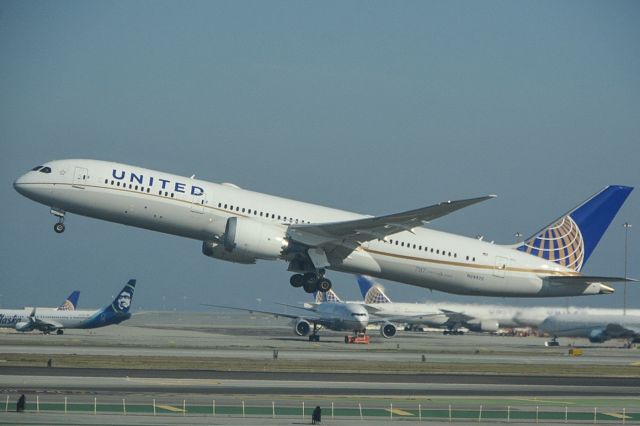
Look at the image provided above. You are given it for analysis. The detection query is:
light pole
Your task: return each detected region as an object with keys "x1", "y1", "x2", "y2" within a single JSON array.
[{"x1": 623, "y1": 222, "x2": 632, "y2": 315}]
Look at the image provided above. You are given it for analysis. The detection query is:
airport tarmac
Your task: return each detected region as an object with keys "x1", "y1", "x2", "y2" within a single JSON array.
[{"x1": 1, "y1": 311, "x2": 640, "y2": 425}]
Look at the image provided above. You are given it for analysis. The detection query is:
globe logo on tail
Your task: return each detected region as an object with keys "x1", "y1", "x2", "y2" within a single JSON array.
[{"x1": 519, "y1": 215, "x2": 585, "y2": 272}]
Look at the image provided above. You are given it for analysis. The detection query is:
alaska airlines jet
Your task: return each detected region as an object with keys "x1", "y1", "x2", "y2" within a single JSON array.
[
  {"x1": 14, "y1": 160, "x2": 634, "y2": 297},
  {"x1": 0, "y1": 290, "x2": 80, "y2": 328},
  {"x1": 0, "y1": 280, "x2": 135, "y2": 334}
]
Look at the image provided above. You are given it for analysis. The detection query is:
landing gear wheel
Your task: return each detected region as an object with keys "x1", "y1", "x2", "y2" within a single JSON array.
[
  {"x1": 56, "y1": 329, "x2": 64, "y2": 335},
  {"x1": 302, "y1": 273, "x2": 318, "y2": 293},
  {"x1": 308, "y1": 335, "x2": 320, "y2": 342},
  {"x1": 290, "y1": 274, "x2": 304, "y2": 288},
  {"x1": 317, "y1": 278, "x2": 332, "y2": 292},
  {"x1": 303, "y1": 280, "x2": 317, "y2": 294},
  {"x1": 54, "y1": 222, "x2": 65, "y2": 233}
]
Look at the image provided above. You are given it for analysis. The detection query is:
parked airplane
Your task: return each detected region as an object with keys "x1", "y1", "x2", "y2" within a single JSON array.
[
  {"x1": 14, "y1": 159, "x2": 633, "y2": 297},
  {"x1": 357, "y1": 275, "x2": 640, "y2": 334},
  {"x1": 540, "y1": 313, "x2": 640, "y2": 344},
  {"x1": 0, "y1": 280, "x2": 136, "y2": 334},
  {"x1": 0, "y1": 290, "x2": 80, "y2": 328},
  {"x1": 204, "y1": 300, "x2": 375, "y2": 342}
]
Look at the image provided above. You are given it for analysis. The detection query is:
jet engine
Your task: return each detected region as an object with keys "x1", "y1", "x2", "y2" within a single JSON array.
[
  {"x1": 468, "y1": 320, "x2": 500, "y2": 333},
  {"x1": 222, "y1": 217, "x2": 288, "y2": 261},
  {"x1": 380, "y1": 322, "x2": 397, "y2": 338},
  {"x1": 588, "y1": 328, "x2": 607, "y2": 343},
  {"x1": 294, "y1": 319, "x2": 311, "y2": 336},
  {"x1": 15, "y1": 321, "x2": 34, "y2": 332},
  {"x1": 202, "y1": 241, "x2": 256, "y2": 264}
]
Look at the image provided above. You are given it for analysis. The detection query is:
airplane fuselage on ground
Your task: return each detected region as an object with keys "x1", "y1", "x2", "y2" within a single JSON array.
[{"x1": 14, "y1": 159, "x2": 623, "y2": 297}]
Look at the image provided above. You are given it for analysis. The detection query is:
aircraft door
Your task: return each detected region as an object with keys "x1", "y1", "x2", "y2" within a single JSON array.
[
  {"x1": 493, "y1": 256, "x2": 508, "y2": 278},
  {"x1": 73, "y1": 167, "x2": 89, "y2": 187},
  {"x1": 190, "y1": 194, "x2": 206, "y2": 214}
]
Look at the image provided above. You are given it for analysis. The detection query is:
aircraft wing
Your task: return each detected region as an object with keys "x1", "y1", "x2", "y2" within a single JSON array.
[
  {"x1": 287, "y1": 195, "x2": 496, "y2": 247},
  {"x1": 367, "y1": 312, "x2": 445, "y2": 325},
  {"x1": 439, "y1": 309, "x2": 475, "y2": 323},
  {"x1": 604, "y1": 323, "x2": 640, "y2": 340},
  {"x1": 32, "y1": 317, "x2": 63, "y2": 332},
  {"x1": 202, "y1": 303, "x2": 322, "y2": 322}
]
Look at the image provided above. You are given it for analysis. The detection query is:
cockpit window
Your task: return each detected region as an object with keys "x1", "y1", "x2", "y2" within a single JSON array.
[
  {"x1": 31, "y1": 166, "x2": 43, "y2": 171},
  {"x1": 39, "y1": 167, "x2": 52, "y2": 174}
]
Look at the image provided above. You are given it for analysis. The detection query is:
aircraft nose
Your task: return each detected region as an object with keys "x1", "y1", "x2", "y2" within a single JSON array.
[{"x1": 13, "y1": 174, "x2": 29, "y2": 196}]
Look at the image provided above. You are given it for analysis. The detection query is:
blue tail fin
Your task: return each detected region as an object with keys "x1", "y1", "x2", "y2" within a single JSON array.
[
  {"x1": 516, "y1": 185, "x2": 633, "y2": 271},
  {"x1": 109, "y1": 279, "x2": 136, "y2": 314},
  {"x1": 356, "y1": 275, "x2": 392, "y2": 304},
  {"x1": 82, "y1": 279, "x2": 136, "y2": 329},
  {"x1": 57, "y1": 291, "x2": 80, "y2": 310}
]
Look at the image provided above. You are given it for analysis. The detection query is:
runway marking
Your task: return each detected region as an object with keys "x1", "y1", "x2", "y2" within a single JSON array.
[
  {"x1": 514, "y1": 398, "x2": 574, "y2": 405},
  {"x1": 157, "y1": 404, "x2": 185, "y2": 412},
  {"x1": 602, "y1": 412, "x2": 631, "y2": 419},
  {"x1": 125, "y1": 377, "x2": 221, "y2": 386},
  {"x1": 385, "y1": 408, "x2": 414, "y2": 416}
]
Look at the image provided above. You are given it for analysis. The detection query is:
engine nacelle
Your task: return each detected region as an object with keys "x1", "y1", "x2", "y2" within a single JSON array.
[
  {"x1": 294, "y1": 319, "x2": 311, "y2": 336},
  {"x1": 202, "y1": 241, "x2": 256, "y2": 264},
  {"x1": 380, "y1": 322, "x2": 397, "y2": 338},
  {"x1": 468, "y1": 320, "x2": 499, "y2": 333},
  {"x1": 15, "y1": 321, "x2": 34, "y2": 332},
  {"x1": 588, "y1": 328, "x2": 607, "y2": 343},
  {"x1": 223, "y1": 217, "x2": 288, "y2": 261}
]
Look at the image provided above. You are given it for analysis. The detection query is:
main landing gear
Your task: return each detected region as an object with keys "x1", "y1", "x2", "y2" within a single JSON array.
[
  {"x1": 51, "y1": 208, "x2": 66, "y2": 233},
  {"x1": 289, "y1": 271, "x2": 332, "y2": 293},
  {"x1": 308, "y1": 323, "x2": 320, "y2": 342}
]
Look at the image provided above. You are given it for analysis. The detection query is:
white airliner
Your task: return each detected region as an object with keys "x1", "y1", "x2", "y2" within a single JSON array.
[
  {"x1": 14, "y1": 159, "x2": 634, "y2": 297},
  {"x1": 540, "y1": 313, "x2": 640, "y2": 344},
  {"x1": 204, "y1": 299, "x2": 379, "y2": 342},
  {"x1": 0, "y1": 280, "x2": 136, "y2": 334},
  {"x1": 355, "y1": 275, "x2": 640, "y2": 333},
  {"x1": 0, "y1": 290, "x2": 80, "y2": 330}
]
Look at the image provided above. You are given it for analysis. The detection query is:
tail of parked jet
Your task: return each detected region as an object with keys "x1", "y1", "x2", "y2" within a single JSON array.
[
  {"x1": 82, "y1": 279, "x2": 136, "y2": 328},
  {"x1": 516, "y1": 185, "x2": 633, "y2": 272},
  {"x1": 314, "y1": 288, "x2": 342, "y2": 303},
  {"x1": 356, "y1": 275, "x2": 392, "y2": 304},
  {"x1": 56, "y1": 291, "x2": 80, "y2": 311}
]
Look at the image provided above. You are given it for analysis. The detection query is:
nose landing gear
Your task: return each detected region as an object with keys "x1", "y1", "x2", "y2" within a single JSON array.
[{"x1": 51, "y1": 208, "x2": 66, "y2": 233}]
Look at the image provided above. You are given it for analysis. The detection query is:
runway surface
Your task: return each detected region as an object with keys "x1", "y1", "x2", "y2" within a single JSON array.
[{"x1": 1, "y1": 311, "x2": 639, "y2": 400}]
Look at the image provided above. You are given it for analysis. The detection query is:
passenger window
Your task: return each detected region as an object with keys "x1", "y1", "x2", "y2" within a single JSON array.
[{"x1": 242, "y1": 208, "x2": 245, "y2": 213}]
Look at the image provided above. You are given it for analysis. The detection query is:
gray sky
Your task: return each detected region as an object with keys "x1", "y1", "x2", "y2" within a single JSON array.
[{"x1": 1, "y1": 1, "x2": 638, "y2": 311}]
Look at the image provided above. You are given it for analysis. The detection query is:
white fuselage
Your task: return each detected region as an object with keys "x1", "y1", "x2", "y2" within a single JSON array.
[
  {"x1": 366, "y1": 302, "x2": 640, "y2": 330},
  {"x1": 0, "y1": 308, "x2": 98, "y2": 330},
  {"x1": 14, "y1": 159, "x2": 605, "y2": 297},
  {"x1": 310, "y1": 302, "x2": 369, "y2": 332},
  {"x1": 540, "y1": 313, "x2": 640, "y2": 338}
]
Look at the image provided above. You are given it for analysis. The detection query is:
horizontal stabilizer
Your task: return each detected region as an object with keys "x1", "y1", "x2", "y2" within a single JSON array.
[{"x1": 545, "y1": 275, "x2": 637, "y2": 285}]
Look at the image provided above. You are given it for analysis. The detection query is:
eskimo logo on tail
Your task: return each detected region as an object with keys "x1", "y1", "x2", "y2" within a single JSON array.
[
  {"x1": 519, "y1": 215, "x2": 585, "y2": 271},
  {"x1": 517, "y1": 185, "x2": 633, "y2": 272},
  {"x1": 111, "y1": 279, "x2": 136, "y2": 313}
]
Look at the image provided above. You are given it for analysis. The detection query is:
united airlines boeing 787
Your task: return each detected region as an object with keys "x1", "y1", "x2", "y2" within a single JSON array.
[{"x1": 14, "y1": 159, "x2": 633, "y2": 297}]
